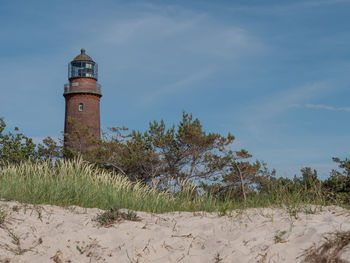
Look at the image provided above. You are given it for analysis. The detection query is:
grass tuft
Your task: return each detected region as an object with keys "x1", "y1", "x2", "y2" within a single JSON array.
[
  {"x1": 93, "y1": 206, "x2": 141, "y2": 227},
  {"x1": 274, "y1": 230, "x2": 288, "y2": 244},
  {"x1": 0, "y1": 207, "x2": 6, "y2": 226},
  {"x1": 302, "y1": 231, "x2": 350, "y2": 263},
  {"x1": 214, "y1": 252, "x2": 223, "y2": 263}
]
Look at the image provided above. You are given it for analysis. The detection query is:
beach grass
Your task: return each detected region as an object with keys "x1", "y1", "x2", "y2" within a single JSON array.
[{"x1": 0, "y1": 159, "x2": 344, "y2": 213}]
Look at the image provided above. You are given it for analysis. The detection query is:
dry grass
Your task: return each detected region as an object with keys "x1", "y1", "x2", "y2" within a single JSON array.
[
  {"x1": 0, "y1": 208, "x2": 6, "y2": 226},
  {"x1": 302, "y1": 231, "x2": 350, "y2": 263},
  {"x1": 93, "y1": 206, "x2": 141, "y2": 227}
]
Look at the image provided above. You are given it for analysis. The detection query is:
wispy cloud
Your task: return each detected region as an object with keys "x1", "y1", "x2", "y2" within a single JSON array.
[
  {"x1": 237, "y1": 81, "x2": 331, "y2": 138},
  {"x1": 100, "y1": 14, "x2": 203, "y2": 46},
  {"x1": 231, "y1": 0, "x2": 350, "y2": 15},
  {"x1": 290, "y1": 103, "x2": 350, "y2": 111},
  {"x1": 143, "y1": 67, "x2": 216, "y2": 104},
  {"x1": 91, "y1": 5, "x2": 264, "y2": 107},
  {"x1": 303, "y1": 0, "x2": 350, "y2": 7},
  {"x1": 92, "y1": 6, "x2": 264, "y2": 62}
]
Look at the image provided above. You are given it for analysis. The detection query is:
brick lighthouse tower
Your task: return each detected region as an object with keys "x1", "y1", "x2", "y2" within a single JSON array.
[{"x1": 63, "y1": 49, "x2": 102, "y2": 153}]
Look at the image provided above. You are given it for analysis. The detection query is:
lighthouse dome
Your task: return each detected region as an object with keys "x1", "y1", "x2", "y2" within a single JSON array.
[{"x1": 73, "y1": 48, "x2": 94, "y2": 62}]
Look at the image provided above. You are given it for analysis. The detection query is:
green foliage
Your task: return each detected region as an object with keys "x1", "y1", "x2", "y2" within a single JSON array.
[
  {"x1": 2, "y1": 113, "x2": 350, "y2": 209},
  {"x1": 0, "y1": 159, "x2": 226, "y2": 213},
  {"x1": 0, "y1": 118, "x2": 64, "y2": 165},
  {"x1": 322, "y1": 158, "x2": 350, "y2": 203},
  {"x1": 333, "y1": 157, "x2": 350, "y2": 176},
  {"x1": 0, "y1": 118, "x2": 37, "y2": 165},
  {"x1": 323, "y1": 170, "x2": 349, "y2": 194},
  {"x1": 0, "y1": 159, "x2": 346, "y2": 213},
  {"x1": 203, "y1": 156, "x2": 262, "y2": 204},
  {"x1": 144, "y1": 111, "x2": 235, "y2": 186},
  {"x1": 83, "y1": 127, "x2": 160, "y2": 183},
  {"x1": 297, "y1": 167, "x2": 320, "y2": 190},
  {"x1": 82, "y1": 111, "x2": 236, "y2": 189},
  {"x1": 37, "y1": 136, "x2": 62, "y2": 161}
]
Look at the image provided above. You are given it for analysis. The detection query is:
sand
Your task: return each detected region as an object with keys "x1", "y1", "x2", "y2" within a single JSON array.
[{"x1": 0, "y1": 200, "x2": 350, "y2": 263}]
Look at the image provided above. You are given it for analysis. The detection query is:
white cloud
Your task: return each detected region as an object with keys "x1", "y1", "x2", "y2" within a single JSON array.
[
  {"x1": 87, "y1": 5, "x2": 264, "y2": 106},
  {"x1": 291, "y1": 103, "x2": 350, "y2": 111},
  {"x1": 230, "y1": 0, "x2": 350, "y2": 15},
  {"x1": 101, "y1": 14, "x2": 203, "y2": 45},
  {"x1": 91, "y1": 6, "x2": 264, "y2": 62},
  {"x1": 237, "y1": 81, "x2": 331, "y2": 139},
  {"x1": 143, "y1": 67, "x2": 216, "y2": 104},
  {"x1": 306, "y1": 104, "x2": 336, "y2": 110},
  {"x1": 303, "y1": 0, "x2": 350, "y2": 7},
  {"x1": 259, "y1": 82, "x2": 330, "y2": 117}
]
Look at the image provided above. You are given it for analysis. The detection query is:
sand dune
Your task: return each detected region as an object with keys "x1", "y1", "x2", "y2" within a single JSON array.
[{"x1": 0, "y1": 200, "x2": 350, "y2": 262}]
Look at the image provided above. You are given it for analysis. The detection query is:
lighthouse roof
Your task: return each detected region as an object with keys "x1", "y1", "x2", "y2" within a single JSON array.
[{"x1": 72, "y1": 48, "x2": 94, "y2": 62}]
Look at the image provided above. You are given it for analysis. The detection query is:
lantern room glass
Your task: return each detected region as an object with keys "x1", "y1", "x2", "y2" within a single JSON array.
[{"x1": 68, "y1": 61, "x2": 98, "y2": 80}]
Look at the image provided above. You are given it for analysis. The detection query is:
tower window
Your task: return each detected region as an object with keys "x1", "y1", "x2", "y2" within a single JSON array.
[{"x1": 79, "y1": 103, "x2": 84, "y2": 112}]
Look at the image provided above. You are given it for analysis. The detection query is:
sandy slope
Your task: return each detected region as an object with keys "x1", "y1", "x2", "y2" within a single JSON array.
[{"x1": 0, "y1": 200, "x2": 350, "y2": 263}]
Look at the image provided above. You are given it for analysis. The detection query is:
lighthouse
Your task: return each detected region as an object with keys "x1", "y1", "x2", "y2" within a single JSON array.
[{"x1": 63, "y1": 49, "x2": 102, "y2": 153}]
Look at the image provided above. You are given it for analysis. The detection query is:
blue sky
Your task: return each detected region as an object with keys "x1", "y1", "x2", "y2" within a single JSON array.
[{"x1": 1, "y1": 0, "x2": 350, "y2": 179}]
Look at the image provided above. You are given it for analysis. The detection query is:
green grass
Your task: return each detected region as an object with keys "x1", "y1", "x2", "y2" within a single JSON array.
[
  {"x1": 0, "y1": 159, "x2": 215, "y2": 213},
  {"x1": 0, "y1": 159, "x2": 346, "y2": 213}
]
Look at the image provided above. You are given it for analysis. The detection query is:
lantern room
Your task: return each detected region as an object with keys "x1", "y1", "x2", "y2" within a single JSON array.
[{"x1": 68, "y1": 48, "x2": 98, "y2": 80}]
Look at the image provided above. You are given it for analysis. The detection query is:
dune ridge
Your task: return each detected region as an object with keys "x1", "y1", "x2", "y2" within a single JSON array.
[{"x1": 0, "y1": 201, "x2": 350, "y2": 263}]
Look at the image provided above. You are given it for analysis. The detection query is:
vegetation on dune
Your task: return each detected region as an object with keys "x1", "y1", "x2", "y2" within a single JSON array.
[
  {"x1": 0, "y1": 158, "x2": 343, "y2": 213},
  {"x1": 0, "y1": 159, "x2": 177, "y2": 212},
  {"x1": 1, "y1": 113, "x2": 350, "y2": 263},
  {"x1": 92, "y1": 206, "x2": 141, "y2": 227},
  {"x1": 0, "y1": 112, "x2": 350, "y2": 212}
]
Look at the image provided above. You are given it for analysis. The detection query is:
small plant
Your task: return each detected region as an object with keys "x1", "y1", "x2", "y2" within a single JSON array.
[
  {"x1": 93, "y1": 206, "x2": 120, "y2": 227},
  {"x1": 93, "y1": 206, "x2": 140, "y2": 227},
  {"x1": 285, "y1": 205, "x2": 299, "y2": 220},
  {"x1": 76, "y1": 245, "x2": 83, "y2": 254},
  {"x1": 214, "y1": 252, "x2": 223, "y2": 262},
  {"x1": 7, "y1": 229, "x2": 26, "y2": 255},
  {"x1": 303, "y1": 206, "x2": 317, "y2": 215},
  {"x1": 124, "y1": 210, "x2": 140, "y2": 221},
  {"x1": 218, "y1": 206, "x2": 227, "y2": 217},
  {"x1": 12, "y1": 205, "x2": 19, "y2": 212},
  {"x1": 274, "y1": 230, "x2": 287, "y2": 244},
  {"x1": 9, "y1": 230, "x2": 20, "y2": 246},
  {"x1": 0, "y1": 207, "x2": 7, "y2": 226},
  {"x1": 259, "y1": 211, "x2": 274, "y2": 222},
  {"x1": 0, "y1": 208, "x2": 6, "y2": 224},
  {"x1": 34, "y1": 206, "x2": 43, "y2": 221},
  {"x1": 0, "y1": 209, "x2": 6, "y2": 227}
]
